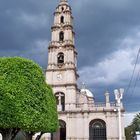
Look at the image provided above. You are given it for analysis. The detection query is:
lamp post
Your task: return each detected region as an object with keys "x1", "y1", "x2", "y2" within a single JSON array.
[{"x1": 114, "y1": 88, "x2": 124, "y2": 140}]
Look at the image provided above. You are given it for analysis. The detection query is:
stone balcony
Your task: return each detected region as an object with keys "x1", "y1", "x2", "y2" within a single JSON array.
[{"x1": 57, "y1": 102, "x2": 124, "y2": 113}]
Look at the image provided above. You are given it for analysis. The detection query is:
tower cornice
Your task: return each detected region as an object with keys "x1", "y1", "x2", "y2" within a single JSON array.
[
  {"x1": 48, "y1": 41, "x2": 75, "y2": 49},
  {"x1": 51, "y1": 24, "x2": 73, "y2": 31},
  {"x1": 54, "y1": 10, "x2": 72, "y2": 16},
  {"x1": 46, "y1": 67, "x2": 77, "y2": 72},
  {"x1": 50, "y1": 83, "x2": 78, "y2": 89}
]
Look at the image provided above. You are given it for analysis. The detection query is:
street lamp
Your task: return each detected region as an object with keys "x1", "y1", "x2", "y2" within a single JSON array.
[{"x1": 114, "y1": 88, "x2": 124, "y2": 140}]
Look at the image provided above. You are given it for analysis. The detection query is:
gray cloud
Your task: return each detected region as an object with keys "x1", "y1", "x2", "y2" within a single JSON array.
[{"x1": 72, "y1": 0, "x2": 140, "y2": 67}]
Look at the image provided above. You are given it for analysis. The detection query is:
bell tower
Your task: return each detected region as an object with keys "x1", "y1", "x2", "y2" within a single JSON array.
[{"x1": 46, "y1": 0, "x2": 78, "y2": 111}]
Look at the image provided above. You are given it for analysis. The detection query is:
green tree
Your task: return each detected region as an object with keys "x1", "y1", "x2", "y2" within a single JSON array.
[
  {"x1": 132, "y1": 113, "x2": 140, "y2": 131},
  {"x1": 125, "y1": 113, "x2": 140, "y2": 140},
  {"x1": 0, "y1": 57, "x2": 58, "y2": 140},
  {"x1": 125, "y1": 125, "x2": 133, "y2": 140}
]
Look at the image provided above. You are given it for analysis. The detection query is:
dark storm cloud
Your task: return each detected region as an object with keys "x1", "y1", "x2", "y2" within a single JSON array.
[
  {"x1": 0, "y1": 0, "x2": 140, "y2": 112},
  {"x1": 0, "y1": 0, "x2": 55, "y2": 62},
  {"x1": 70, "y1": 0, "x2": 140, "y2": 67}
]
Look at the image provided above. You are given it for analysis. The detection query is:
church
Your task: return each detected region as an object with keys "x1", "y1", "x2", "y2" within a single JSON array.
[{"x1": 44, "y1": 0, "x2": 125, "y2": 139}]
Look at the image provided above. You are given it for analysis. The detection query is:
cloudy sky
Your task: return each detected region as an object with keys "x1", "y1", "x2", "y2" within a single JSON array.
[{"x1": 0, "y1": 0, "x2": 140, "y2": 117}]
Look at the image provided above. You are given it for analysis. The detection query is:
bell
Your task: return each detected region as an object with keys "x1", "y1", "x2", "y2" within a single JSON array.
[{"x1": 59, "y1": 56, "x2": 63, "y2": 60}]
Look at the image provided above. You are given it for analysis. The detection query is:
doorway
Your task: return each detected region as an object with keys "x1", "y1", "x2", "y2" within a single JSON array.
[{"x1": 52, "y1": 120, "x2": 66, "y2": 140}]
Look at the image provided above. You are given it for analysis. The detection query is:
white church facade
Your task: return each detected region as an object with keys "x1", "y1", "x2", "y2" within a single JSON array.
[{"x1": 45, "y1": 0, "x2": 125, "y2": 139}]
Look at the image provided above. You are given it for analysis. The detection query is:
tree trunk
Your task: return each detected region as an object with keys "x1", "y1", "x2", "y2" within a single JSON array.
[
  {"x1": 25, "y1": 132, "x2": 34, "y2": 140},
  {"x1": 11, "y1": 129, "x2": 20, "y2": 140},
  {"x1": 0, "y1": 128, "x2": 12, "y2": 140},
  {"x1": 0, "y1": 128, "x2": 20, "y2": 140},
  {"x1": 35, "y1": 132, "x2": 44, "y2": 140}
]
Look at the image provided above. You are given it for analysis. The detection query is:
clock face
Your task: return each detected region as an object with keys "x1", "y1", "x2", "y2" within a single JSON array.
[{"x1": 57, "y1": 73, "x2": 62, "y2": 80}]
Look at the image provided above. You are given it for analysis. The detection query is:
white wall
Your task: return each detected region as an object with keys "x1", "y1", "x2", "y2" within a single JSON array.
[
  {"x1": 0, "y1": 134, "x2": 2, "y2": 140},
  {"x1": 137, "y1": 134, "x2": 140, "y2": 140}
]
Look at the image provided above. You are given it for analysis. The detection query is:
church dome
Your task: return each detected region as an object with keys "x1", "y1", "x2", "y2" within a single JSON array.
[{"x1": 81, "y1": 88, "x2": 94, "y2": 98}]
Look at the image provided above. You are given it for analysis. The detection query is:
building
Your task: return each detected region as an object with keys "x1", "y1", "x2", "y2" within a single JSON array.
[
  {"x1": 134, "y1": 132, "x2": 140, "y2": 140},
  {"x1": 45, "y1": 0, "x2": 125, "y2": 139}
]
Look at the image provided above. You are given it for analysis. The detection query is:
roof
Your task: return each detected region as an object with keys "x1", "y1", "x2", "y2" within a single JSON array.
[{"x1": 81, "y1": 88, "x2": 94, "y2": 98}]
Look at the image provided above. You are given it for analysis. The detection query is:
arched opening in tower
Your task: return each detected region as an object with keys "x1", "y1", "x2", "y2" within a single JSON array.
[
  {"x1": 57, "y1": 52, "x2": 64, "y2": 64},
  {"x1": 59, "y1": 31, "x2": 64, "y2": 41},
  {"x1": 61, "y1": 7, "x2": 64, "y2": 11},
  {"x1": 60, "y1": 16, "x2": 64, "y2": 23}
]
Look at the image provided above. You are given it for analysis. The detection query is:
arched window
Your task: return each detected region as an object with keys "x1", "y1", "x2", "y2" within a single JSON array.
[
  {"x1": 59, "y1": 31, "x2": 64, "y2": 41},
  {"x1": 89, "y1": 119, "x2": 106, "y2": 140},
  {"x1": 61, "y1": 16, "x2": 64, "y2": 23},
  {"x1": 55, "y1": 92, "x2": 65, "y2": 111},
  {"x1": 57, "y1": 52, "x2": 64, "y2": 64}
]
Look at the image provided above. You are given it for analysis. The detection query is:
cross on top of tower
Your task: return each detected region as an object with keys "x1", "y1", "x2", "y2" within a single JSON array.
[
  {"x1": 60, "y1": 0, "x2": 67, "y2": 2},
  {"x1": 60, "y1": 0, "x2": 68, "y2": 4},
  {"x1": 82, "y1": 82, "x2": 86, "y2": 89}
]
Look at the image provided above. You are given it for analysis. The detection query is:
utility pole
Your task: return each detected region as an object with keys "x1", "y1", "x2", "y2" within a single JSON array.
[{"x1": 114, "y1": 88, "x2": 124, "y2": 140}]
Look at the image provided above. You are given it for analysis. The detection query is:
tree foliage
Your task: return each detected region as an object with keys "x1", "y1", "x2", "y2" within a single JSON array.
[
  {"x1": 132, "y1": 113, "x2": 140, "y2": 131},
  {"x1": 125, "y1": 113, "x2": 140, "y2": 140},
  {"x1": 0, "y1": 57, "x2": 58, "y2": 139}
]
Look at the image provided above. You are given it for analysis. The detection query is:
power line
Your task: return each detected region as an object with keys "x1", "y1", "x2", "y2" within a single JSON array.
[
  {"x1": 126, "y1": 68, "x2": 140, "y2": 102},
  {"x1": 124, "y1": 48, "x2": 140, "y2": 106},
  {"x1": 125, "y1": 48, "x2": 140, "y2": 95},
  {"x1": 131, "y1": 69, "x2": 140, "y2": 97}
]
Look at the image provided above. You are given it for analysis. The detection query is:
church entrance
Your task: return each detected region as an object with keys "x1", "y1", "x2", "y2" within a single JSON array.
[
  {"x1": 89, "y1": 119, "x2": 107, "y2": 140},
  {"x1": 52, "y1": 120, "x2": 66, "y2": 140}
]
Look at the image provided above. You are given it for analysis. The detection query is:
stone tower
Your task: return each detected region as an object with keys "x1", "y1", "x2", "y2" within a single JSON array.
[{"x1": 46, "y1": 0, "x2": 78, "y2": 111}]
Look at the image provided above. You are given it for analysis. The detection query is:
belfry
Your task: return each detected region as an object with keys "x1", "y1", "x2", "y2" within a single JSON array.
[
  {"x1": 46, "y1": 0, "x2": 78, "y2": 112},
  {"x1": 45, "y1": 0, "x2": 125, "y2": 140}
]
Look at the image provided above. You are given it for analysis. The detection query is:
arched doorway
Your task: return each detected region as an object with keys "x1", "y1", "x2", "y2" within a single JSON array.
[
  {"x1": 52, "y1": 120, "x2": 66, "y2": 140},
  {"x1": 59, "y1": 120, "x2": 66, "y2": 140},
  {"x1": 89, "y1": 119, "x2": 107, "y2": 140}
]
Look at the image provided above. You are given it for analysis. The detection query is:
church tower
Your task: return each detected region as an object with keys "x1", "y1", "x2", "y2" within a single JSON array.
[{"x1": 46, "y1": 0, "x2": 78, "y2": 111}]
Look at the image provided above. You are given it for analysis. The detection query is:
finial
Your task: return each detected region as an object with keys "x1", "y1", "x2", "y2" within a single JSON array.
[
  {"x1": 60, "y1": 0, "x2": 67, "y2": 2},
  {"x1": 105, "y1": 90, "x2": 110, "y2": 104},
  {"x1": 82, "y1": 82, "x2": 86, "y2": 89},
  {"x1": 105, "y1": 90, "x2": 108, "y2": 93},
  {"x1": 105, "y1": 90, "x2": 109, "y2": 95}
]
